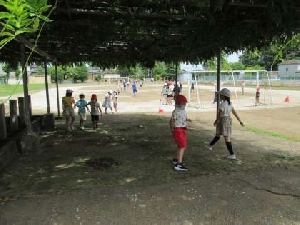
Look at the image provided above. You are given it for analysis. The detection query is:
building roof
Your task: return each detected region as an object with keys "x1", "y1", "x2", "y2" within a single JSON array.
[{"x1": 279, "y1": 60, "x2": 300, "y2": 65}]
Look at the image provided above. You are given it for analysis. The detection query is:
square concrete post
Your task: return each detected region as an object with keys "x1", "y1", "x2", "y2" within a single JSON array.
[
  {"x1": 0, "y1": 104, "x2": 7, "y2": 140},
  {"x1": 9, "y1": 100, "x2": 19, "y2": 133},
  {"x1": 18, "y1": 97, "x2": 25, "y2": 126}
]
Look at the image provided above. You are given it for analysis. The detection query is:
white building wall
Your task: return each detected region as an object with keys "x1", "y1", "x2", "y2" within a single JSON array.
[{"x1": 278, "y1": 61, "x2": 300, "y2": 78}]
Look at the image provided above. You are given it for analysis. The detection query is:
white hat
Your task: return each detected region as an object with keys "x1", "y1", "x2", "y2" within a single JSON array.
[
  {"x1": 218, "y1": 88, "x2": 230, "y2": 97},
  {"x1": 108, "y1": 90, "x2": 113, "y2": 94}
]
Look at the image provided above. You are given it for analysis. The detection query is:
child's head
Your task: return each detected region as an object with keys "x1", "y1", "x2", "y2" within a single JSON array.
[
  {"x1": 66, "y1": 89, "x2": 73, "y2": 97},
  {"x1": 175, "y1": 95, "x2": 187, "y2": 109},
  {"x1": 219, "y1": 88, "x2": 231, "y2": 102},
  {"x1": 79, "y1": 93, "x2": 85, "y2": 99},
  {"x1": 91, "y1": 94, "x2": 97, "y2": 101}
]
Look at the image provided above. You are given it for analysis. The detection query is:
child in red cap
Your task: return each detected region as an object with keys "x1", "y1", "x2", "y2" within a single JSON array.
[
  {"x1": 169, "y1": 94, "x2": 192, "y2": 171},
  {"x1": 87, "y1": 94, "x2": 102, "y2": 130}
]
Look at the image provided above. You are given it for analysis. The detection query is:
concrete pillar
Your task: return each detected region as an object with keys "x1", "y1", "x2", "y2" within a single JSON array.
[
  {"x1": 27, "y1": 95, "x2": 32, "y2": 118},
  {"x1": 18, "y1": 97, "x2": 25, "y2": 126},
  {"x1": 9, "y1": 100, "x2": 19, "y2": 133},
  {"x1": 0, "y1": 104, "x2": 7, "y2": 140}
]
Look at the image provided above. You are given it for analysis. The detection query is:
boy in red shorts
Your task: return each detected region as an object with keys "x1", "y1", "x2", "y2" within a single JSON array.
[{"x1": 169, "y1": 95, "x2": 192, "y2": 171}]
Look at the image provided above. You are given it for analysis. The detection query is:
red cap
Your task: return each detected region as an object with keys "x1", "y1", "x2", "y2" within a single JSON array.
[
  {"x1": 175, "y1": 95, "x2": 187, "y2": 103},
  {"x1": 91, "y1": 94, "x2": 97, "y2": 100}
]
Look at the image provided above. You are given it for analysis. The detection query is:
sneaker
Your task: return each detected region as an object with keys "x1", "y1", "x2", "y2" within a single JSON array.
[
  {"x1": 174, "y1": 163, "x2": 188, "y2": 171},
  {"x1": 227, "y1": 154, "x2": 236, "y2": 160},
  {"x1": 172, "y1": 158, "x2": 178, "y2": 165},
  {"x1": 204, "y1": 142, "x2": 213, "y2": 150}
]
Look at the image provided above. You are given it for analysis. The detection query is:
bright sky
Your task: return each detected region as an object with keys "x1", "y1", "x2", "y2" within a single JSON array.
[{"x1": 227, "y1": 51, "x2": 241, "y2": 63}]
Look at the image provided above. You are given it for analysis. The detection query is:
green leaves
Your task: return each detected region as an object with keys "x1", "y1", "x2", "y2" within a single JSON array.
[{"x1": 0, "y1": 0, "x2": 52, "y2": 49}]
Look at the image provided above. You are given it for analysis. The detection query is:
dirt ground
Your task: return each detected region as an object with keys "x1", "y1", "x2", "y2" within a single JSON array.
[{"x1": 0, "y1": 82, "x2": 300, "y2": 224}]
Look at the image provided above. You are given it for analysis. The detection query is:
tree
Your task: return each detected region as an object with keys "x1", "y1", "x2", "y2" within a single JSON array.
[
  {"x1": 152, "y1": 61, "x2": 168, "y2": 80},
  {"x1": 72, "y1": 66, "x2": 88, "y2": 82},
  {"x1": 48, "y1": 66, "x2": 65, "y2": 83},
  {"x1": 2, "y1": 63, "x2": 11, "y2": 83}
]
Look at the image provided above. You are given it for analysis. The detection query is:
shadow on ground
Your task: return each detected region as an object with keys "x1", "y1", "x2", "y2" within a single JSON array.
[{"x1": 0, "y1": 113, "x2": 300, "y2": 199}]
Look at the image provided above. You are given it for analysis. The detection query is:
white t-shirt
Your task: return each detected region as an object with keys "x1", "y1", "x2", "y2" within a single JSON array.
[
  {"x1": 89, "y1": 101, "x2": 101, "y2": 115},
  {"x1": 219, "y1": 101, "x2": 233, "y2": 117},
  {"x1": 172, "y1": 108, "x2": 187, "y2": 127}
]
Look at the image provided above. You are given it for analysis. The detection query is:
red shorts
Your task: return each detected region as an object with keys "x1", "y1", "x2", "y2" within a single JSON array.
[{"x1": 172, "y1": 128, "x2": 187, "y2": 148}]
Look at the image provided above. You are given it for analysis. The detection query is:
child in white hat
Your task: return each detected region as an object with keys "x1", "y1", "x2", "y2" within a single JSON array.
[{"x1": 205, "y1": 88, "x2": 244, "y2": 159}]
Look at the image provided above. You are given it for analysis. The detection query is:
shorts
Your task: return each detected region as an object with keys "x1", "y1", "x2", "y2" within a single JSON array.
[
  {"x1": 172, "y1": 127, "x2": 187, "y2": 148},
  {"x1": 64, "y1": 106, "x2": 75, "y2": 117},
  {"x1": 78, "y1": 112, "x2": 86, "y2": 121},
  {"x1": 91, "y1": 115, "x2": 99, "y2": 122},
  {"x1": 216, "y1": 117, "x2": 232, "y2": 137}
]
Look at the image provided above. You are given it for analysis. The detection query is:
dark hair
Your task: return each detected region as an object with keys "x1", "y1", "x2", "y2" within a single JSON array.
[
  {"x1": 66, "y1": 92, "x2": 72, "y2": 97},
  {"x1": 224, "y1": 96, "x2": 231, "y2": 105}
]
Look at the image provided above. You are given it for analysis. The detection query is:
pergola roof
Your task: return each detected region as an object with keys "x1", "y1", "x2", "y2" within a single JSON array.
[{"x1": 1, "y1": 0, "x2": 300, "y2": 67}]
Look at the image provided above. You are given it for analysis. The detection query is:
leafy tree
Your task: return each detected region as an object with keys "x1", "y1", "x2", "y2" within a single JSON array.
[
  {"x1": 14, "y1": 65, "x2": 21, "y2": 80},
  {"x1": 72, "y1": 66, "x2": 88, "y2": 82},
  {"x1": 152, "y1": 61, "x2": 168, "y2": 80},
  {"x1": 229, "y1": 62, "x2": 245, "y2": 70},
  {"x1": 2, "y1": 62, "x2": 11, "y2": 83},
  {"x1": 48, "y1": 66, "x2": 65, "y2": 83}
]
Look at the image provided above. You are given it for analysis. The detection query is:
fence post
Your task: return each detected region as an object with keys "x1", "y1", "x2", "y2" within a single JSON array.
[
  {"x1": 18, "y1": 97, "x2": 25, "y2": 126},
  {"x1": 9, "y1": 100, "x2": 19, "y2": 133},
  {"x1": 0, "y1": 104, "x2": 7, "y2": 140}
]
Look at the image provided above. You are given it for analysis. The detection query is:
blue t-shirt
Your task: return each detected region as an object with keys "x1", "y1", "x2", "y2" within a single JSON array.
[{"x1": 76, "y1": 99, "x2": 87, "y2": 114}]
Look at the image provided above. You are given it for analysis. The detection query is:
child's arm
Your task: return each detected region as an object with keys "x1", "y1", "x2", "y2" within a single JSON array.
[
  {"x1": 232, "y1": 108, "x2": 244, "y2": 126},
  {"x1": 97, "y1": 105, "x2": 103, "y2": 117},
  {"x1": 214, "y1": 110, "x2": 221, "y2": 126},
  {"x1": 169, "y1": 117, "x2": 175, "y2": 130},
  {"x1": 186, "y1": 118, "x2": 192, "y2": 122}
]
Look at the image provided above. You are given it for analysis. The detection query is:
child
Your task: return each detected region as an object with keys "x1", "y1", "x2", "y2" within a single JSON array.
[
  {"x1": 62, "y1": 89, "x2": 76, "y2": 131},
  {"x1": 255, "y1": 85, "x2": 261, "y2": 106},
  {"x1": 87, "y1": 94, "x2": 102, "y2": 130},
  {"x1": 102, "y1": 91, "x2": 113, "y2": 114},
  {"x1": 112, "y1": 90, "x2": 118, "y2": 113},
  {"x1": 169, "y1": 94, "x2": 192, "y2": 171},
  {"x1": 75, "y1": 93, "x2": 90, "y2": 130},
  {"x1": 204, "y1": 88, "x2": 244, "y2": 160}
]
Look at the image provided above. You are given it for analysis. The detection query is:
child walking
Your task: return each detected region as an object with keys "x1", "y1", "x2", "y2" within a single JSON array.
[
  {"x1": 62, "y1": 89, "x2": 76, "y2": 131},
  {"x1": 112, "y1": 90, "x2": 119, "y2": 113},
  {"x1": 169, "y1": 95, "x2": 192, "y2": 171},
  {"x1": 205, "y1": 88, "x2": 244, "y2": 159},
  {"x1": 102, "y1": 91, "x2": 113, "y2": 114},
  {"x1": 87, "y1": 94, "x2": 102, "y2": 130},
  {"x1": 75, "y1": 93, "x2": 90, "y2": 130}
]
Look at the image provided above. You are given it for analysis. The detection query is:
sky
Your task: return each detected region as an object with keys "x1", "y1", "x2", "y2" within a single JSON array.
[
  {"x1": 180, "y1": 51, "x2": 241, "y2": 71},
  {"x1": 227, "y1": 52, "x2": 241, "y2": 63}
]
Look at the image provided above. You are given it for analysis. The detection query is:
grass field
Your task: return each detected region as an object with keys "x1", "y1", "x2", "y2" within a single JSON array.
[{"x1": 0, "y1": 83, "x2": 51, "y2": 97}]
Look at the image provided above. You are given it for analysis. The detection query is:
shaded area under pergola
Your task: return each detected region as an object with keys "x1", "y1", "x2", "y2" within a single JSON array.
[{"x1": 1, "y1": 0, "x2": 300, "y2": 138}]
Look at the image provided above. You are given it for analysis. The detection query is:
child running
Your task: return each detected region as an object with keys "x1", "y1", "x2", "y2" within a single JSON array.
[
  {"x1": 62, "y1": 89, "x2": 76, "y2": 131},
  {"x1": 169, "y1": 94, "x2": 192, "y2": 171},
  {"x1": 87, "y1": 94, "x2": 102, "y2": 130},
  {"x1": 75, "y1": 93, "x2": 90, "y2": 130},
  {"x1": 204, "y1": 88, "x2": 244, "y2": 159}
]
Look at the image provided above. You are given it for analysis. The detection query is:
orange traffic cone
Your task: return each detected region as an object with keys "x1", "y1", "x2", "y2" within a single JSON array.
[
  {"x1": 285, "y1": 94, "x2": 290, "y2": 102},
  {"x1": 158, "y1": 99, "x2": 164, "y2": 113}
]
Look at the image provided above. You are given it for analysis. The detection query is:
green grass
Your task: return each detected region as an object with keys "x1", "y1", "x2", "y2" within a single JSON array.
[
  {"x1": 0, "y1": 83, "x2": 50, "y2": 97},
  {"x1": 245, "y1": 125, "x2": 300, "y2": 142}
]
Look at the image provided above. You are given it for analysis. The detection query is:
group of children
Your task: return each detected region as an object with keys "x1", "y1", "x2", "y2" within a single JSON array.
[
  {"x1": 170, "y1": 87, "x2": 244, "y2": 171},
  {"x1": 62, "y1": 89, "x2": 119, "y2": 131}
]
